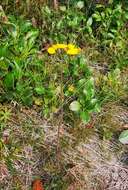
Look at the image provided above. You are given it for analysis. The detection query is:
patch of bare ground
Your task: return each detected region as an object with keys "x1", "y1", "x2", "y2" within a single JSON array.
[{"x1": 0, "y1": 102, "x2": 128, "y2": 189}]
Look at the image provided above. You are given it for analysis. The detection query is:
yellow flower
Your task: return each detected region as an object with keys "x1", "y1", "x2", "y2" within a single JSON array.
[
  {"x1": 55, "y1": 44, "x2": 67, "y2": 49},
  {"x1": 47, "y1": 47, "x2": 56, "y2": 54},
  {"x1": 67, "y1": 44, "x2": 75, "y2": 49},
  {"x1": 68, "y1": 85, "x2": 75, "y2": 92},
  {"x1": 47, "y1": 43, "x2": 81, "y2": 55},
  {"x1": 66, "y1": 48, "x2": 81, "y2": 55},
  {"x1": 52, "y1": 44, "x2": 58, "y2": 50}
]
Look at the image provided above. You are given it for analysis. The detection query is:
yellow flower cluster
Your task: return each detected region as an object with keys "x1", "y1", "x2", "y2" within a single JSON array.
[
  {"x1": 47, "y1": 43, "x2": 81, "y2": 55},
  {"x1": 68, "y1": 85, "x2": 75, "y2": 92}
]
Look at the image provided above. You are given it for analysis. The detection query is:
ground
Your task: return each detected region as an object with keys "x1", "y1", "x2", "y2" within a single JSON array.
[{"x1": 0, "y1": 102, "x2": 128, "y2": 189}]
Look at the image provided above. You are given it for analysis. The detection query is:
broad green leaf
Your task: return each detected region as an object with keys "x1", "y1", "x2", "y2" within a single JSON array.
[
  {"x1": 125, "y1": 12, "x2": 128, "y2": 19},
  {"x1": 69, "y1": 101, "x2": 81, "y2": 112},
  {"x1": 90, "y1": 98, "x2": 97, "y2": 105},
  {"x1": 4, "y1": 72, "x2": 14, "y2": 89},
  {"x1": 59, "y1": 6, "x2": 66, "y2": 11},
  {"x1": 83, "y1": 78, "x2": 95, "y2": 99},
  {"x1": 76, "y1": 1, "x2": 84, "y2": 9},
  {"x1": 92, "y1": 12, "x2": 101, "y2": 21},
  {"x1": 35, "y1": 87, "x2": 45, "y2": 95},
  {"x1": 87, "y1": 17, "x2": 93, "y2": 26},
  {"x1": 80, "y1": 111, "x2": 90, "y2": 124},
  {"x1": 87, "y1": 78, "x2": 94, "y2": 89},
  {"x1": 21, "y1": 88, "x2": 33, "y2": 106},
  {"x1": 94, "y1": 103, "x2": 101, "y2": 112},
  {"x1": 0, "y1": 44, "x2": 9, "y2": 57},
  {"x1": 96, "y1": 4, "x2": 104, "y2": 8},
  {"x1": 78, "y1": 78, "x2": 86, "y2": 86},
  {"x1": 119, "y1": 130, "x2": 128, "y2": 144},
  {"x1": 25, "y1": 30, "x2": 39, "y2": 41}
]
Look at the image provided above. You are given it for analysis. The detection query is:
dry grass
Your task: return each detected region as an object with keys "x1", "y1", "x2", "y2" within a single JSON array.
[{"x1": 0, "y1": 101, "x2": 128, "y2": 189}]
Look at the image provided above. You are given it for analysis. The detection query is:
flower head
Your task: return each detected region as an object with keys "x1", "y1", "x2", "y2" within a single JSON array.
[
  {"x1": 47, "y1": 47, "x2": 56, "y2": 54},
  {"x1": 67, "y1": 44, "x2": 75, "y2": 49},
  {"x1": 68, "y1": 85, "x2": 75, "y2": 92},
  {"x1": 67, "y1": 48, "x2": 81, "y2": 55},
  {"x1": 55, "y1": 44, "x2": 67, "y2": 49},
  {"x1": 52, "y1": 44, "x2": 58, "y2": 50},
  {"x1": 47, "y1": 43, "x2": 81, "y2": 55}
]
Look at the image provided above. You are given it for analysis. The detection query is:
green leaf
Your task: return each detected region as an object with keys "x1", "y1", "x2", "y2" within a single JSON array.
[
  {"x1": 94, "y1": 103, "x2": 101, "y2": 112},
  {"x1": 76, "y1": 1, "x2": 84, "y2": 9},
  {"x1": 83, "y1": 78, "x2": 95, "y2": 100},
  {"x1": 16, "y1": 82, "x2": 33, "y2": 106},
  {"x1": 119, "y1": 130, "x2": 128, "y2": 144},
  {"x1": 59, "y1": 6, "x2": 66, "y2": 11},
  {"x1": 78, "y1": 78, "x2": 86, "y2": 86},
  {"x1": 92, "y1": 12, "x2": 101, "y2": 21},
  {"x1": 4, "y1": 72, "x2": 14, "y2": 89},
  {"x1": 107, "y1": 33, "x2": 115, "y2": 39},
  {"x1": 125, "y1": 12, "x2": 128, "y2": 19},
  {"x1": 80, "y1": 111, "x2": 90, "y2": 124},
  {"x1": 35, "y1": 87, "x2": 45, "y2": 95},
  {"x1": 21, "y1": 88, "x2": 33, "y2": 106},
  {"x1": 96, "y1": 4, "x2": 104, "y2": 8},
  {"x1": 69, "y1": 101, "x2": 81, "y2": 112},
  {"x1": 90, "y1": 98, "x2": 97, "y2": 105},
  {"x1": 0, "y1": 44, "x2": 9, "y2": 57},
  {"x1": 87, "y1": 17, "x2": 93, "y2": 26},
  {"x1": 43, "y1": 6, "x2": 51, "y2": 15}
]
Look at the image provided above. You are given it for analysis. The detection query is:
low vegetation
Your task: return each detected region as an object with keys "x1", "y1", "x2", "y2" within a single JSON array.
[{"x1": 0, "y1": 1, "x2": 128, "y2": 189}]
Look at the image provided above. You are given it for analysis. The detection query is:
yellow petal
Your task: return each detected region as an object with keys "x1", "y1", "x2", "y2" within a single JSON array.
[
  {"x1": 67, "y1": 44, "x2": 75, "y2": 49},
  {"x1": 66, "y1": 48, "x2": 81, "y2": 55},
  {"x1": 55, "y1": 44, "x2": 67, "y2": 49},
  {"x1": 47, "y1": 47, "x2": 56, "y2": 54},
  {"x1": 52, "y1": 44, "x2": 58, "y2": 50}
]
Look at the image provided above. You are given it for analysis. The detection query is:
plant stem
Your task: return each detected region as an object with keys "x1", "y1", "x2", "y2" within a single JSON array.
[{"x1": 56, "y1": 66, "x2": 63, "y2": 168}]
